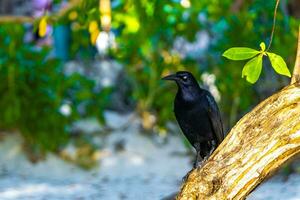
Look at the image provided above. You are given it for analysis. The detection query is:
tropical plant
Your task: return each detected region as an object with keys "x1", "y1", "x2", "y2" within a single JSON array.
[{"x1": 0, "y1": 24, "x2": 111, "y2": 157}]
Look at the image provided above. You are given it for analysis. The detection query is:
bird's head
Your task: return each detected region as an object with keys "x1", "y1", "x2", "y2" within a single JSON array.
[
  {"x1": 162, "y1": 71, "x2": 198, "y2": 88},
  {"x1": 162, "y1": 71, "x2": 202, "y2": 101}
]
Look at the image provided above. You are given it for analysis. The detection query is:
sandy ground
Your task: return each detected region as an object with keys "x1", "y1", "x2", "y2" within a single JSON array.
[{"x1": 0, "y1": 112, "x2": 299, "y2": 200}]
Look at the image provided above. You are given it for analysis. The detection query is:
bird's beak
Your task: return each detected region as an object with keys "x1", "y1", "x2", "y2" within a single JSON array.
[{"x1": 162, "y1": 74, "x2": 178, "y2": 81}]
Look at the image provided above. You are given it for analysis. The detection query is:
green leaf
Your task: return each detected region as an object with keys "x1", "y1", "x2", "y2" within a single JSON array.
[
  {"x1": 242, "y1": 54, "x2": 263, "y2": 84},
  {"x1": 267, "y1": 52, "x2": 291, "y2": 77},
  {"x1": 260, "y1": 42, "x2": 266, "y2": 51},
  {"x1": 223, "y1": 47, "x2": 260, "y2": 60}
]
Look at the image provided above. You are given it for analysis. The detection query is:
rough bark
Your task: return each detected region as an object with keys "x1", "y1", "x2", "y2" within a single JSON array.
[{"x1": 177, "y1": 27, "x2": 300, "y2": 200}]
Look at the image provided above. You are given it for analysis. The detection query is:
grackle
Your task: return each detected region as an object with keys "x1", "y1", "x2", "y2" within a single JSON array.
[{"x1": 163, "y1": 71, "x2": 224, "y2": 167}]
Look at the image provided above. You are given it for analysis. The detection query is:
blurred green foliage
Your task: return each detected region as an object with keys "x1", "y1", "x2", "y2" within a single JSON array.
[
  {"x1": 105, "y1": 0, "x2": 298, "y2": 129},
  {"x1": 110, "y1": 0, "x2": 202, "y2": 128},
  {"x1": 53, "y1": 0, "x2": 299, "y2": 131},
  {"x1": 0, "y1": 0, "x2": 299, "y2": 155},
  {"x1": 0, "y1": 24, "x2": 68, "y2": 153},
  {"x1": 203, "y1": 0, "x2": 299, "y2": 127},
  {"x1": 0, "y1": 24, "x2": 111, "y2": 155}
]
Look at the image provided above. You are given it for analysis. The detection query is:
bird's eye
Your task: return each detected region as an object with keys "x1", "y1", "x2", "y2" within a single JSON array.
[{"x1": 182, "y1": 76, "x2": 188, "y2": 81}]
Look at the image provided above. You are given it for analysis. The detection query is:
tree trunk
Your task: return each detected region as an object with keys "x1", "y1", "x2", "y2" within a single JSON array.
[{"x1": 177, "y1": 26, "x2": 300, "y2": 200}]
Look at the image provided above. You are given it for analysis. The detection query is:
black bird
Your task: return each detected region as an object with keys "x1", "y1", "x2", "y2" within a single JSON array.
[{"x1": 163, "y1": 71, "x2": 224, "y2": 167}]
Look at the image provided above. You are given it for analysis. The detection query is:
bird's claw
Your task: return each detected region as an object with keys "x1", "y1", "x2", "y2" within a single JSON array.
[
  {"x1": 182, "y1": 169, "x2": 193, "y2": 182},
  {"x1": 194, "y1": 157, "x2": 207, "y2": 168},
  {"x1": 182, "y1": 160, "x2": 206, "y2": 182}
]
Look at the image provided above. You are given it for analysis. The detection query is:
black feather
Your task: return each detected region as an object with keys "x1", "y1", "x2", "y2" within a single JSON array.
[{"x1": 163, "y1": 71, "x2": 225, "y2": 167}]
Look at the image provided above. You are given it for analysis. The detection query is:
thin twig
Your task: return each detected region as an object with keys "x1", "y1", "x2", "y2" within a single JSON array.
[
  {"x1": 0, "y1": 16, "x2": 34, "y2": 23},
  {"x1": 291, "y1": 26, "x2": 300, "y2": 84},
  {"x1": 266, "y1": 0, "x2": 280, "y2": 51}
]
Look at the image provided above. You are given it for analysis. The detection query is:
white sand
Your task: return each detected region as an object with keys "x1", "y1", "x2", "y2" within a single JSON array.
[{"x1": 0, "y1": 112, "x2": 299, "y2": 200}]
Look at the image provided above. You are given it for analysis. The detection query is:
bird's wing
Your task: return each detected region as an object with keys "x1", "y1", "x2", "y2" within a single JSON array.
[{"x1": 205, "y1": 92, "x2": 224, "y2": 144}]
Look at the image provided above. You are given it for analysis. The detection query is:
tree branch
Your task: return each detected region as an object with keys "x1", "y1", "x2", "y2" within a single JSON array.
[
  {"x1": 0, "y1": 16, "x2": 34, "y2": 23},
  {"x1": 291, "y1": 25, "x2": 300, "y2": 84},
  {"x1": 177, "y1": 27, "x2": 300, "y2": 200},
  {"x1": 177, "y1": 83, "x2": 300, "y2": 199}
]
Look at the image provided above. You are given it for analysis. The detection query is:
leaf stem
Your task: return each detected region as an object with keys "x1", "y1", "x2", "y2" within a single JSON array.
[{"x1": 266, "y1": 0, "x2": 280, "y2": 51}]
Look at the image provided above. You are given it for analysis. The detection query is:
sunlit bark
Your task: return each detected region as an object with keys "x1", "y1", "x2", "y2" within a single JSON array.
[{"x1": 177, "y1": 26, "x2": 300, "y2": 200}]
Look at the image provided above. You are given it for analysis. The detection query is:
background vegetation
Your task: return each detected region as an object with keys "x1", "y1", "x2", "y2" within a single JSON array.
[{"x1": 0, "y1": 0, "x2": 299, "y2": 161}]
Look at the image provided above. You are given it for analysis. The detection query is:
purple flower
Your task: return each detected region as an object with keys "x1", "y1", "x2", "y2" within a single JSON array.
[{"x1": 32, "y1": 0, "x2": 52, "y2": 10}]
